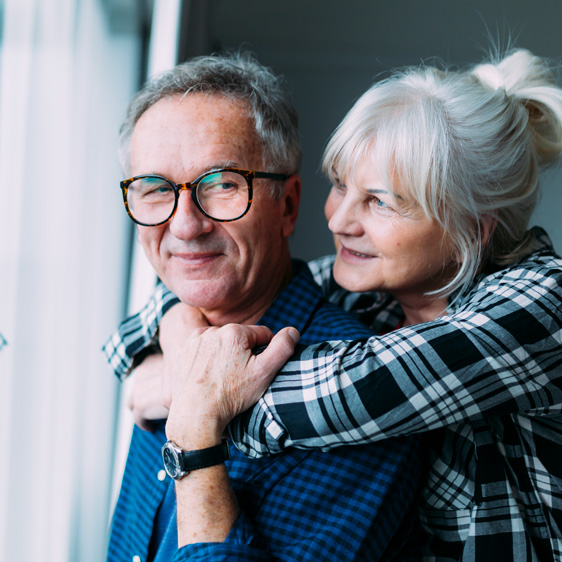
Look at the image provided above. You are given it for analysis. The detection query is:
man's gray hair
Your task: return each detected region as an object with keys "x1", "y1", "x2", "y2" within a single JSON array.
[{"x1": 119, "y1": 52, "x2": 301, "y2": 198}]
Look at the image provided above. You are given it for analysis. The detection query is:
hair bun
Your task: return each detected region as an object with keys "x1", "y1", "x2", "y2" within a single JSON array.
[
  {"x1": 472, "y1": 49, "x2": 554, "y2": 96},
  {"x1": 472, "y1": 62, "x2": 506, "y2": 92}
]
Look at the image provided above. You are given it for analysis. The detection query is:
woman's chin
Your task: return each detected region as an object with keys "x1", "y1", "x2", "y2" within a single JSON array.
[{"x1": 333, "y1": 260, "x2": 379, "y2": 293}]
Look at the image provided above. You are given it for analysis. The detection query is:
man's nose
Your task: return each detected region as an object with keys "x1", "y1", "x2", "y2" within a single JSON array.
[{"x1": 168, "y1": 189, "x2": 214, "y2": 240}]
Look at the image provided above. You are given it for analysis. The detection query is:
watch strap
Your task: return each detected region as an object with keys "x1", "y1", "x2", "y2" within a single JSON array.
[{"x1": 176, "y1": 440, "x2": 230, "y2": 472}]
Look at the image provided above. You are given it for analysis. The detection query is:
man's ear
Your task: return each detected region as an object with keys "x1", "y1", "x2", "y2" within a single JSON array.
[{"x1": 280, "y1": 174, "x2": 301, "y2": 238}]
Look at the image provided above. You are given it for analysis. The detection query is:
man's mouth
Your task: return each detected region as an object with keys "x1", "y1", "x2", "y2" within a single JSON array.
[{"x1": 170, "y1": 251, "x2": 223, "y2": 265}]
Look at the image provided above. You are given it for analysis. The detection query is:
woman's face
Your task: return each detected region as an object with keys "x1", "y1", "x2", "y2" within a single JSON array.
[{"x1": 324, "y1": 156, "x2": 457, "y2": 305}]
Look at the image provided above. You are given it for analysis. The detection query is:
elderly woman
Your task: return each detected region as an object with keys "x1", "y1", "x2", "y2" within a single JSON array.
[{"x1": 107, "y1": 49, "x2": 562, "y2": 561}]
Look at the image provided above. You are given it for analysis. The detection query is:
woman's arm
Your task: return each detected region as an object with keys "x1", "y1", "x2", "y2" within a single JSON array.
[
  {"x1": 104, "y1": 248, "x2": 562, "y2": 457},
  {"x1": 229, "y1": 254, "x2": 562, "y2": 456}
]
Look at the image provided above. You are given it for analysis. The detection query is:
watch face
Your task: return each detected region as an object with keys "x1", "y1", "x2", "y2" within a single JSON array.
[{"x1": 162, "y1": 443, "x2": 181, "y2": 479}]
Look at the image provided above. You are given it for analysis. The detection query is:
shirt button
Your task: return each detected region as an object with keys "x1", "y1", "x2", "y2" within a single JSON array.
[
  {"x1": 157, "y1": 470, "x2": 166, "y2": 481},
  {"x1": 132, "y1": 556, "x2": 141, "y2": 562}
]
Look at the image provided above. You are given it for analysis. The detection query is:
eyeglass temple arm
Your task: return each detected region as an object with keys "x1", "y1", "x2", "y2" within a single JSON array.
[{"x1": 253, "y1": 172, "x2": 291, "y2": 181}]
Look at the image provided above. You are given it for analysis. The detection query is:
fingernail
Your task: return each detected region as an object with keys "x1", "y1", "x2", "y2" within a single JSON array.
[{"x1": 287, "y1": 327, "x2": 300, "y2": 343}]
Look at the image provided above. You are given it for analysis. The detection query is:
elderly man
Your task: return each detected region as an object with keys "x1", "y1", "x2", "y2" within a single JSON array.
[{"x1": 106, "y1": 53, "x2": 420, "y2": 561}]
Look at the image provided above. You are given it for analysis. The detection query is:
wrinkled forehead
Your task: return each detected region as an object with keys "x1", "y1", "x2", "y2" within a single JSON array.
[
  {"x1": 130, "y1": 93, "x2": 265, "y2": 175},
  {"x1": 137, "y1": 93, "x2": 257, "y2": 142}
]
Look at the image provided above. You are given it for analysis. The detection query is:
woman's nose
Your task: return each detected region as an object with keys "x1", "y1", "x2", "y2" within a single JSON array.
[{"x1": 326, "y1": 191, "x2": 363, "y2": 237}]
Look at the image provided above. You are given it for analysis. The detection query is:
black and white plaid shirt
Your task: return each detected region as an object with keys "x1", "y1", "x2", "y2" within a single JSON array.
[{"x1": 104, "y1": 227, "x2": 562, "y2": 561}]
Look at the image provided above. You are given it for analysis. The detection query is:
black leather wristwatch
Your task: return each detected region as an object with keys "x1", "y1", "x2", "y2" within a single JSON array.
[{"x1": 161, "y1": 440, "x2": 230, "y2": 480}]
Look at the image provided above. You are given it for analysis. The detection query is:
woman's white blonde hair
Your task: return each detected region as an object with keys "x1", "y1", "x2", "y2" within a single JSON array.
[{"x1": 323, "y1": 49, "x2": 562, "y2": 298}]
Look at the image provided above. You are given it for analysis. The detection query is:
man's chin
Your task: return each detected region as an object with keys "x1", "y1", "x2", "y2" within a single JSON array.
[{"x1": 168, "y1": 280, "x2": 229, "y2": 310}]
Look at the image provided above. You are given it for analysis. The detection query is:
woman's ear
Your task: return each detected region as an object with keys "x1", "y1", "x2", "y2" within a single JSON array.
[
  {"x1": 480, "y1": 211, "x2": 498, "y2": 249},
  {"x1": 450, "y1": 212, "x2": 498, "y2": 266}
]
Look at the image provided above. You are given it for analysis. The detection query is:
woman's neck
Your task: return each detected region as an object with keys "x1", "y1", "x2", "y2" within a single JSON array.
[{"x1": 398, "y1": 295, "x2": 449, "y2": 326}]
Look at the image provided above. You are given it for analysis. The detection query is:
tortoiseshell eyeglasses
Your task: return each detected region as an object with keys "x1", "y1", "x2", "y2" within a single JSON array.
[{"x1": 120, "y1": 168, "x2": 289, "y2": 226}]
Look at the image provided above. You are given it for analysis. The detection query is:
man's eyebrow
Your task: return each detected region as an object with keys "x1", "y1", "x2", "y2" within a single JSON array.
[
  {"x1": 138, "y1": 162, "x2": 244, "y2": 178},
  {"x1": 211, "y1": 161, "x2": 241, "y2": 170}
]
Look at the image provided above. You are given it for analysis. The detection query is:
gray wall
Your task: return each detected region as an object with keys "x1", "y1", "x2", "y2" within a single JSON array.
[{"x1": 189, "y1": 0, "x2": 562, "y2": 261}]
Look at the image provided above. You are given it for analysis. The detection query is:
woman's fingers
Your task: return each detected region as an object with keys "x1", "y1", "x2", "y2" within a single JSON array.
[
  {"x1": 125, "y1": 322, "x2": 300, "y2": 436},
  {"x1": 159, "y1": 303, "x2": 210, "y2": 355},
  {"x1": 128, "y1": 353, "x2": 169, "y2": 431},
  {"x1": 249, "y1": 326, "x2": 300, "y2": 392}
]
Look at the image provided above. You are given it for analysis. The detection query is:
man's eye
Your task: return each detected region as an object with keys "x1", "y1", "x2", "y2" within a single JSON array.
[
  {"x1": 201, "y1": 180, "x2": 239, "y2": 193},
  {"x1": 199, "y1": 171, "x2": 246, "y2": 196},
  {"x1": 130, "y1": 179, "x2": 174, "y2": 199},
  {"x1": 151, "y1": 185, "x2": 173, "y2": 194},
  {"x1": 145, "y1": 184, "x2": 172, "y2": 196},
  {"x1": 217, "y1": 182, "x2": 237, "y2": 191}
]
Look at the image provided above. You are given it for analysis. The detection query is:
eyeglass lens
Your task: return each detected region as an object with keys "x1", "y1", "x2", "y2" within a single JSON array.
[{"x1": 126, "y1": 171, "x2": 250, "y2": 224}]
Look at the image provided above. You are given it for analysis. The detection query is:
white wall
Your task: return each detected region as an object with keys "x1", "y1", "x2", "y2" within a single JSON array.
[{"x1": 211, "y1": 0, "x2": 562, "y2": 259}]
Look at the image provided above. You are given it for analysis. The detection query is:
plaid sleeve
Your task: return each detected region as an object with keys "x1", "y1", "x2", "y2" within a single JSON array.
[
  {"x1": 307, "y1": 255, "x2": 335, "y2": 293},
  {"x1": 230, "y1": 253, "x2": 562, "y2": 456},
  {"x1": 102, "y1": 283, "x2": 180, "y2": 380}
]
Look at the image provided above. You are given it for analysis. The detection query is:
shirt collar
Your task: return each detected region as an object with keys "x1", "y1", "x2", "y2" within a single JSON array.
[{"x1": 257, "y1": 259, "x2": 321, "y2": 335}]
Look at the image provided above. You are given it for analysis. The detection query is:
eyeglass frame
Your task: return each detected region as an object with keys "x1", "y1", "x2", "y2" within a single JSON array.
[{"x1": 120, "y1": 167, "x2": 290, "y2": 227}]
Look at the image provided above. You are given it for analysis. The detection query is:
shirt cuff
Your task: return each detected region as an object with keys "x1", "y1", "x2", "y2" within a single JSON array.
[
  {"x1": 172, "y1": 512, "x2": 268, "y2": 561},
  {"x1": 102, "y1": 282, "x2": 180, "y2": 380},
  {"x1": 228, "y1": 399, "x2": 285, "y2": 458}
]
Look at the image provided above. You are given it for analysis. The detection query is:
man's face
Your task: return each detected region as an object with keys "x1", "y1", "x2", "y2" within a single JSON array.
[{"x1": 130, "y1": 94, "x2": 299, "y2": 324}]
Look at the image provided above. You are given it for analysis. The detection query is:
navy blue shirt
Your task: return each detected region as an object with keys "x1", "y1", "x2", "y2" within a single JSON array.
[{"x1": 107, "y1": 261, "x2": 421, "y2": 561}]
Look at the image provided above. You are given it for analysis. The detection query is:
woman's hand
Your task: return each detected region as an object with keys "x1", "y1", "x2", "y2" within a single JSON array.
[
  {"x1": 127, "y1": 353, "x2": 169, "y2": 431},
  {"x1": 159, "y1": 303, "x2": 210, "y2": 352},
  {"x1": 163, "y1": 324, "x2": 300, "y2": 449},
  {"x1": 128, "y1": 304, "x2": 210, "y2": 431}
]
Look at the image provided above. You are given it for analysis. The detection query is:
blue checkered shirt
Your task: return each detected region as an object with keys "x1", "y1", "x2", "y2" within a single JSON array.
[
  {"x1": 106, "y1": 260, "x2": 421, "y2": 561},
  {"x1": 105, "y1": 228, "x2": 562, "y2": 561}
]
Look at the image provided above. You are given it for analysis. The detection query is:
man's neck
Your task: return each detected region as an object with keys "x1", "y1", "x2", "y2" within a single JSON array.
[{"x1": 201, "y1": 258, "x2": 294, "y2": 327}]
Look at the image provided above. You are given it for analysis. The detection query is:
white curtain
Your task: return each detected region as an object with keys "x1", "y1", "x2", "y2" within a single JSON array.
[
  {"x1": 0, "y1": 0, "x2": 141, "y2": 560},
  {"x1": 108, "y1": 0, "x2": 182, "y2": 510}
]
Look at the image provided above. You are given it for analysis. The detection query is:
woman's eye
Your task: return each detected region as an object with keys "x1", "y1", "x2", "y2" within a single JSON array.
[
  {"x1": 332, "y1": 178, "x2": 346, "y2": 193},
  {"x1": 369, "y1": 196, "x2": 391, "y2": 210}
]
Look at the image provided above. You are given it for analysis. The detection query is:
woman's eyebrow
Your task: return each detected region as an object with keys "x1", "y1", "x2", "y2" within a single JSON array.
[{"x1": 367, "y1": 188, "x2": 403, "y2": 200}]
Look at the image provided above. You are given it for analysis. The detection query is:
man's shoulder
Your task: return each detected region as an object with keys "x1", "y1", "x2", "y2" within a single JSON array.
[
  {"x1": 303, "y1": 299, "x2": 375, "y2": 344},
  {"x1": 229, "y1": 433, "x2": 418, "y2": 485},
  {"x1": 287, "y1": 260, "x2": 375, "y2": 343}
]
